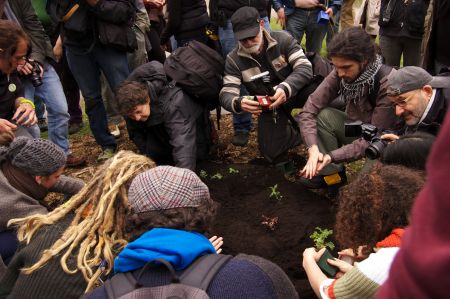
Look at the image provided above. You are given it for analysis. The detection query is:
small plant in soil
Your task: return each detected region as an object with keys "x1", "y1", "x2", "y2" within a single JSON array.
[
  {"x1": 199, "y1": 170, "x2": 208, "y2": 179},
  {"x1": 261, "y1": 215, "x2": 279, "y2": 231},
  {"x1": 228, "y1": 167, "x2": 239, "y2": 174},
  {"x1": 309, "y1": 226, "x2": 335, "y2": 251},
  {"x1": 269, "y1": 184, "x2": 283, "y2": 201},
  {"x1": 211, "y1": 173, "x2": 223, "y2": 180}
]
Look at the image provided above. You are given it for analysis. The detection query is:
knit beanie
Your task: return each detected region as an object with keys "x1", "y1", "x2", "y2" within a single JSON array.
[
  {"x1": 0, "y1": 137, "x2": 66, "y2": 176},
  {"x1": 128, "y1": 166, "x2": 210, "y2": 213}
]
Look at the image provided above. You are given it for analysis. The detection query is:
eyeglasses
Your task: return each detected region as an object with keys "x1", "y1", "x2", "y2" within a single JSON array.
[
  {"x1": 391, "y1": 93, "x2": 415, "y2": 108},
  {"x1": 13, "y1": 55, "x2": 27, "y2": 62}
]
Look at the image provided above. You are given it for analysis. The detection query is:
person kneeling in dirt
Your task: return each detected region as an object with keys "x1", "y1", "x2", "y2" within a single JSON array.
[
  {"x1": 115, "y1": 61, "x2": 211, "y2": 171},
  {"x1": 219, "y1": 6, "x2": 315, "y2": 176},
  {"x1": 84, "y1": 166, "x2": 298, "y2": 299},
  {"x1": 0, "y1": 137, "x2": 84, "y2": 265},
  {"x1": 302, "y1": 163, "x2": 425, "y2": 299},
  {"x1": 297, "y1": 27, "x2": 401, "y2": 189}
]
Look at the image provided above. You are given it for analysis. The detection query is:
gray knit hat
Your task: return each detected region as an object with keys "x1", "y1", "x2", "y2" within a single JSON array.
[
  {"x1": 0, "y1": 137, "x2": 66, "y2": 176},
  {"x1": 128, "y1": 166, "x2": 210, "y2": 213}
]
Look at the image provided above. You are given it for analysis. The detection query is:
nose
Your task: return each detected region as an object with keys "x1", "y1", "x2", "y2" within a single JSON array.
[{"x1": 337, "y1": 69, "x2": 345, "y2": 78}]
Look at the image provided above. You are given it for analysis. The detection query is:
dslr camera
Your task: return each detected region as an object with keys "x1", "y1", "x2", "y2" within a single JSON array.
[
  {"x1": 27, "y1": 60, "x2": 43, "y2": 87},
  {"x1": 344, "y1": 120, "x2": 388, "y2": 160}
]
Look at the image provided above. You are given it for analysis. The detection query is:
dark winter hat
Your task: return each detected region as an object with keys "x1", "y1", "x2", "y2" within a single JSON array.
[
  {"x1": 387, "y1": 66, "x2": 450, "y2": 96},
  {"x1": 128, "y1": 166, "x2": 210, "y2": 213},
  {"x1": 231, "y1": 6, "x2": 261, "y2": 41},
  {"x1": 0, "y1": 137, "x2": 66, "y2": 176}
]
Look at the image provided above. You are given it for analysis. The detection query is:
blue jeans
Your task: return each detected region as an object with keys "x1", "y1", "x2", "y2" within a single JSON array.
[
  {"x1": 286, "y1": 9, "x2": 328, "y2": 53},
  {"x1": 66, "y1": 45, "x2": 130, "y2": 150},
  {"x1": 24, "y1": 62, "x2": 70, "y2": 154},
  {"x1": 218, "y1": 17, "x2": 270, "y2": 133}
]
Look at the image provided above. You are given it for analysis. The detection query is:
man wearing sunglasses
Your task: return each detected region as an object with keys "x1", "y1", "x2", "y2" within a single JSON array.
[{"x1": 383, "y1": 66, "x2": 450, "y2": 139}]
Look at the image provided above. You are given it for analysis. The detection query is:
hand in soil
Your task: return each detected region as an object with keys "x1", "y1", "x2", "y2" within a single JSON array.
[
  {"x1": 261, "y1": 215, "x2": 279, "y2": 231},
  {"x1": 209, "y1": 236, "x2": 224, "y2": 254}
]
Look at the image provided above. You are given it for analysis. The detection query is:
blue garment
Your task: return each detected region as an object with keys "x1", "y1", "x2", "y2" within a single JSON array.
[
  {"x1": 23, "y1": 62, "x2": 70, "y2": 154},
  {"x1": 114, "y1": 228, "x2": 215, "y2": 273},
  {"x1": 65, "y1": 45, "x2": 129, "y2": 150}
]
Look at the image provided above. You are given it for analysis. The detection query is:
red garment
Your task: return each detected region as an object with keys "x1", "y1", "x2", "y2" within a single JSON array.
[
  {"x1": 377, "y1": 109, "x2": 450, "y2": 298},
  {"x1": 375, "y1": 228, "x2": 404, "y2": 248}
]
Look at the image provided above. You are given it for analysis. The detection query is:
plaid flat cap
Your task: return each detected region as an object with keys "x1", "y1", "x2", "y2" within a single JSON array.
[{"x1": 128, "y1": 166, "x2": 210, "y2": 213}]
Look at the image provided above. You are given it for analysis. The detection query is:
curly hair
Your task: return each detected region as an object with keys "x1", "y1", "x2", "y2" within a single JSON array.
[
  {"x1": 335, "y1": 163, "x2": 425, "y2": 255},
  {"x1": 381, "y1": 132, "x2": 435, "y2": 171},
  {"x1": 327, "y1": 27, "x2": 377, "y2": 64},
  {"x1": 124, "y1": 198, "x2": 219, "y2": 242},
  {"x1": 8, "y1": 151, "x2": 156, "y2": 292},
  {"x1": 115, "y1": 80, "x2": 149, "y2": 115},
  {"x1": 0, "y1": 20, "x2": 30, "y2": 69}
]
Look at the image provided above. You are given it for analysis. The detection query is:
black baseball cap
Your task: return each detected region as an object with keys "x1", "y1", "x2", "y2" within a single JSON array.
[{"x1": 231, "y1": 7, "x2": 261, "y2": 41}]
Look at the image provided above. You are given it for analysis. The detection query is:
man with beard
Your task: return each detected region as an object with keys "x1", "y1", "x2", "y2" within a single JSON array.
[
  {"x1": 297, "y1": 27, "x2": 401, "y2": 189},
  {"x1": 382, "y1": 66, "x2": 450, "y2": 139},
  {"x1": 220, "y1": 6, "x2": 314, "y2": 175}
]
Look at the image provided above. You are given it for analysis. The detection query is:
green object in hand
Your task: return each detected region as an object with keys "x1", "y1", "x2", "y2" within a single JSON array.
[{"x1": 318, "y1": 248, "x2": 338, "y2": 278}]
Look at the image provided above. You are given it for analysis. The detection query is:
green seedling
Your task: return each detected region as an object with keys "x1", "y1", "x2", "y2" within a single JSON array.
[
  {"x1": 211, "y1": 173, "x2": 223, "y2": 180},
  {"x1": 309, "y1": 226, "x2": 335, "y2": 251},
  {"x1": 199, "y1": 170, "x2": 208, "y2": 179},
  {"x1": 228, "y1": 167, "x2": 239, "y2": 174},
  {"x1": 269, "y1": 184, "x2": 283, "y2": 201}
]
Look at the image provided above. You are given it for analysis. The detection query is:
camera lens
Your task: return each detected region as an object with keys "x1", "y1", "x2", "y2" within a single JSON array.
[{"x1": 365, "y1": 139, "x2": 387, "y2": 160}]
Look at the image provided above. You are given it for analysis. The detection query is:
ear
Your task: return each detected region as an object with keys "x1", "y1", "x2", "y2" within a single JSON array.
[
  {"x1": 34, "y1": 175, "x2": 43, "y2": 185},
  {"x1": 422, "y1": 85, "x2": 433, "y2": 99}
]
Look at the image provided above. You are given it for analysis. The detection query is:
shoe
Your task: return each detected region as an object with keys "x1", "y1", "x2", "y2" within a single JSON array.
[
  {"x1": 66, "y1": 154, "x2": 87, "y2": 167},
  {"x1": 299, "y1": 170, "x2": 347, "y2": 189},
  {"x1": 231, "y1": 131, "x2": 249, "y2": 146},
  {"x1": 69, "y1": 122, "x2": 84, "y2": 135},
  {"x1": 109, "y1": 124, "x2": 120, "y2": 138},
  {"x1": 97, "y1": 148, "x2": 116, "y2": 161},
  {"x1": 276, "y1": 160, "x2": 296, "y2": 177},
  {"x1": 38, "y1": 119, "x2": 48, "y2": 132}
]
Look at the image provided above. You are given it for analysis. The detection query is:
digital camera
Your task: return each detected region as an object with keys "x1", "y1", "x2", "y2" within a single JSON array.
[
  {"x1": 344, "y1": 121, "x2": 388, "y2": 160},
  {"x1": 28, "y1": 61, "x2": 43, "y2": 87}
]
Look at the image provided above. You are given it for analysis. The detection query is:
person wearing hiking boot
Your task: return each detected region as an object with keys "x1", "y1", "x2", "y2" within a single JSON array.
[
  {"x1": 297, "y1": 27, "x2": 402, "y2": 189},
  {"x1": 84, "y1": 166, "x2": 298, "y2": 299},
  {"x1": 115, "y1": 61, "x2": 211, "y2": 171},
  {"x1": 220, "y1": 6, "x2": 314, "y2": 175}
]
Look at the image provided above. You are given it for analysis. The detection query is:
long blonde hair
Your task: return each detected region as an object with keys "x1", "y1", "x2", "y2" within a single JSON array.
[{"x1": 8, "y1": 151, "x2": 156, "y2": 292}]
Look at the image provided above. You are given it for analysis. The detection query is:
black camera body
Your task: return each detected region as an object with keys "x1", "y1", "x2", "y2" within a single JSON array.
[
  {"x1": 28, "y1": 61, "x2": 43, "y2": 87},
  {"x1": 345, "y1": 120, "x2": 388, "y2": 160}
]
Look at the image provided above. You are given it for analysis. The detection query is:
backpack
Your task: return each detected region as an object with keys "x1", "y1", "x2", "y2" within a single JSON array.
[
  {"x1": 104, "y1": 254, "x2": 232, "y2": 299},
  {"x1": 163, "y1": 40, "x2": 225, "y2": 111}
]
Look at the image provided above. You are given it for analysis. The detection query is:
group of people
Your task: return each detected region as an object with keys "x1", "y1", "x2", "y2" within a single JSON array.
[{"x1": 0, "y1": 0, "x2": 450, "y2": 298}]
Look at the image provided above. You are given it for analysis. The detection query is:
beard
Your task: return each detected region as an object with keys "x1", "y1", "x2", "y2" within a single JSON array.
[{"x1": 239, "y1": 31, "x2": 263, "y2": 55}]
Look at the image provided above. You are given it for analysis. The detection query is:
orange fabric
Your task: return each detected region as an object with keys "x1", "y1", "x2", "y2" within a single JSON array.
[
  {"x1": 376, "y1": 228, "x2": 404, "y2": 248},
  {"x1": 328, "y1": 279, "x2": 338, "y2": 299}
]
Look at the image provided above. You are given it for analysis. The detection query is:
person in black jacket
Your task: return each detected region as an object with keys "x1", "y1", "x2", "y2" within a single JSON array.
[
  {"x1": 160, "y1": 0, "x2": 210, "y2": 47},
  {"x1": 115, "y1": 61, "x2": 210, "y2": 171},
  {"x1": 378, "y1": 0, "x2": 430, "y2": 67}
]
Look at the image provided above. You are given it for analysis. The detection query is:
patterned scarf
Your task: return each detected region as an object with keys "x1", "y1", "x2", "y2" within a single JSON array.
[{"x1": 340, "y1": 54, "x2": 383, "y2": 105}]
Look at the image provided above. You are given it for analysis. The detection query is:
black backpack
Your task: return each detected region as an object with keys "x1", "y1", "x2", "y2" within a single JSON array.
[
  {"x1": 103, "y1": 254, "x2": 232, "y2": 299},
  {"x1": 163, "y1": 41, "x2": 225, "y2": 111}
]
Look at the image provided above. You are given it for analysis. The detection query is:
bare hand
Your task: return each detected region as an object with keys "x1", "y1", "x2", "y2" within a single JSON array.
[
  {"x1": 338, "y1": 247, "x2": 368, "y2": 262},
  {"x1": 299, "y1": 145, "x2": 324, "y2": 179},
  {"x1": 325, "y1": 8, "x2": 333, "y2": 17},
  {"x1": 209, "y1": 236, "x2": 224, "y2": 254},
  {"x1": 53, "y1": 40, "x2": 63, "y2": 63},
  {"x1": 381, "y1": 133, "x2": 400, "y2": 143},
  {"x1": 0, "y1": 119, "x2": 17, "y2": 133},
  {"x1": 17, "y1": 61, "x2": 44, "y2": 78},
  {"x1": 269, "y1": 88, "x2": 287, "y2": 110},
  {"x1": 276, "y1": 8, "x2": 286, "y2": 28},
  {"x1": 240, "y1": 97, "x2": 263, "y2": 115},
  {"x1": 144, "y1": 0, "x2": 165, "y2": 8},
  {"x1": 86, "y1": 0, "x2": 99, "y2": 6},
  {"x1": 0, "y1": 131, "x2": 14, "y2": 146},
  {"x1": 302, "y1": 247, "x2": 326, "y2": 265},
  {"x1": 12, "y1": 102, "x2": 37, "y2": 127},
  {"x1": 327, "y1": 257, "x2": 353, "y2": 274},
  {"x1": 316, "y1": 154, "x2": 332, "y2": 173}
]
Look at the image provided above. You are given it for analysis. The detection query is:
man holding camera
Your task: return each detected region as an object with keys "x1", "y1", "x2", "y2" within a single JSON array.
[
  {"x1": 219, "y1": 6, "x2": 314, "y2": 173},
  {"x1": 297, "y1": 27, "x2": 401, "y2": 188},
  {"x1": 383, "y1": 66, "x2": 450, "y2": 139}
]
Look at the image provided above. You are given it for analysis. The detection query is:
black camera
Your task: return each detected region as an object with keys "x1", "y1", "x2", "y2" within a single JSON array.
[
  {"x1": 28, "y1": 61, "x2": 43, "y2": 87},
  {"x1": 344, "y1": 121, "x2": 388, "y2": 160}
]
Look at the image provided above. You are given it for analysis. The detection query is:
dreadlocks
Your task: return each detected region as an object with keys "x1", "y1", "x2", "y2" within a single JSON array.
[{"x1": 8, "y1": 151, "x2": 156, "y2": 292}]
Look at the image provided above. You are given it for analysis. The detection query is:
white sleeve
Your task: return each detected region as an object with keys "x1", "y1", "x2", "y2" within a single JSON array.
[{"x1": 319, "y1": 278, "x2": 336, "y2": 299}]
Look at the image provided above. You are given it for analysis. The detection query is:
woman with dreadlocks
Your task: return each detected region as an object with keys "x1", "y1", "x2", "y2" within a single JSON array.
[
  {"x1": 0, "y1": 151, "x2": 156, "y2": 298},
  {"x1": 297, "y1": 27, "x2": 402, "y2": 191}
]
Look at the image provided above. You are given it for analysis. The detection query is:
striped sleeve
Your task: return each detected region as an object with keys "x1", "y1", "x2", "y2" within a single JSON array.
[{"x1": 220, "y1": 56, "x2": 243, "y2": 113}]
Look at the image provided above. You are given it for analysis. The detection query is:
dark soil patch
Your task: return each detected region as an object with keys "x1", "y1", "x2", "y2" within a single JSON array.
[{"x1": 198, "y1": 157, "x2": 335, "y2": 298}]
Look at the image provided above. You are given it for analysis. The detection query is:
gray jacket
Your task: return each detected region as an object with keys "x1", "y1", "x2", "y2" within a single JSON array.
[{"x1": 0, "y1": 171, "x2": 84, "y2": 231}]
